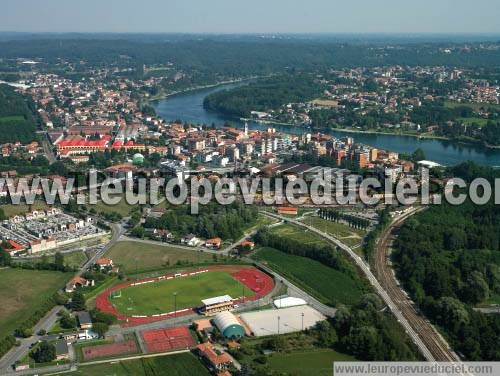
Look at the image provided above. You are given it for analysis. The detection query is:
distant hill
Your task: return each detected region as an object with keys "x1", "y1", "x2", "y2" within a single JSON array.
[{"x1": 0, "y1": 84, "x2": 38, "y2": 144}]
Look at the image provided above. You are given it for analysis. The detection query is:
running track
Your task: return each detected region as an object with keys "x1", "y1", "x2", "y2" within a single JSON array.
[{"x1": 95, "y1": 265, "x2": 274, "y2": 327}]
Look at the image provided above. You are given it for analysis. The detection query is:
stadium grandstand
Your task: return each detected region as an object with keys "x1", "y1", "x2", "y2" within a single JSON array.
[{"x1": 202, "y1": 295, "x2": 234, "y2": 315}]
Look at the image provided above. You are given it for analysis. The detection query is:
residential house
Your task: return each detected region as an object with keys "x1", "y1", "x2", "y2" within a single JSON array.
[
  {"x1": 76, "y1": 311, "x2": 93, "y2": 330},
  {"x1": 196, "y1": 342, "x2": 233, "y2": 372},
  {"x1": 181, "y1": 233, "x2": 200, "y2": 247},
  {"x1": 66, "y1": 276, "x2": 94, "y2": 293},
  {"x1": 95, "y1": 257, "x2": 113, "y2": 271},
  {"x1": 205, "y1": 237, "x2": 222, "y2": 250},
  {"x1": 55, "y1": 340, "x2": 70, "y2": 361}
]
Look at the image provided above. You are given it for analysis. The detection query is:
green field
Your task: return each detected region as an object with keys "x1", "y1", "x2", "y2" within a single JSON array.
[
  {"x1": 0, "y1": 268, "x2": 71, "y2": 335},
  {"x1": 92, "y1": 197, "x2": 139, "y2": 217},
  {"x1": 304, "y1": 217, "x2": 366, "y2": 248},
  {"x1": 456, "y1": 117, "x2": 488, "y2": 126},
  {"x1": 444, "y1": 100, "x2": 500, "y2": 111},
  {"x1": 1, "y1": 201, "x2": 50, "y2": 218},
  {"x1": 270, "y1": 224, "x2": 329, "y2": 246},
  {"x1": 65, "y1": 352, "x2": 209, "y2": 376},
  {"x1": 17, "y1": 251, "x2": 88, "y2": 269},
  {"x1": 112, "y1": 270, "x2": 246, "y2": 315},
  {"x1": 267, "y1": 348, "x2": 356, "y2": 376},
  {"x1": 254, "y1": 247, "x2": 365, "y2": 306},
  {"x1": 105, "y1": 241, "x2": 214, "y2": 274}
]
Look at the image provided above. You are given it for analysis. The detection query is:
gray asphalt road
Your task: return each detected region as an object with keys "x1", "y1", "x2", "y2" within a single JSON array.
[
  {"x1": 0, "y1": 222, "x2": 124, "y2": 374},
  {"x1": 260, "y1": 210, "x2": 438, "y2": 361},
  {"x1": 0, "y1": 306, "x2": 64, "y2": 374}
]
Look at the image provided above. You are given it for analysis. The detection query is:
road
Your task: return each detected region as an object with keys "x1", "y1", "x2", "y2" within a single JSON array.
[
  {"x1": 0, "y1": 306, "x2": 65, "y2": 375},
  {"x1": 36, "y1": 130, "x2": 56, "y2": 164},
  {"x1": 261, "y1": 210, "x2": 442, "y2": 362},
  {"x1": 121, "y1": 226, "x2": 258, "y2": 256},
  {"x1": 78, "y1": 222, "x2": 125, "y2": 276},
  {"x1": 0, "y1": 222, "x2": 125, "y2": 374},
  {"x1": 373, "y1": 208, "x2": 460, "y2": 362}
]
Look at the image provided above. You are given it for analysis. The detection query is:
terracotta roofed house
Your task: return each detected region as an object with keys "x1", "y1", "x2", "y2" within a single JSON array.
[
  {"x1": 205, "y1": 237, "x2": 222, "y2": 249},
  {"x1": 196, "y1": 342, "x2": 233, "y2": 371},
  {"x1": 95, "y1": 257, "x2": 113, "y2": 270}
]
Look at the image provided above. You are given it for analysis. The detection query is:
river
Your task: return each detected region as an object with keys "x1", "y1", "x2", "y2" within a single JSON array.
[{"x1": 152, "y1": 82, "x2": 500, "y2": 167}]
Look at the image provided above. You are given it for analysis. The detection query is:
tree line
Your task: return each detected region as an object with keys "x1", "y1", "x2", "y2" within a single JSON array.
[
  {"x1": 318, "y1": 209, "x2": 371, "y2": 230},
  {"x1": 392, "y1": 165, "x2": 500, "y2": 360},
  {"x1": 144, "y1": 201, "x2": 258, "y2": 241}
]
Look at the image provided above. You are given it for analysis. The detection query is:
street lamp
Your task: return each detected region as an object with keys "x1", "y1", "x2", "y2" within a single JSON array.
[
  {"x1": 173, "y1": 292, "x2": 178, "y2": 318},
  {"x1": 277, "y1": 316, "x2": 280, "y2": 335},
  {"x1": 301, "y1": 312, "x2": 304, "y2": 331}
]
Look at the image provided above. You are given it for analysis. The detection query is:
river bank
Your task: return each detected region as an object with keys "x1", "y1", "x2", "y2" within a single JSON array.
[
  {"x1": 147, "y1": 76, "x2": 263, "y2": 103},
  {"x1": 152, "y1": 81, "x2": 500, "y2": 166}
]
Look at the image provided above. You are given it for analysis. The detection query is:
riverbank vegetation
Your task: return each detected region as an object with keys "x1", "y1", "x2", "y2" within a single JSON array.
[{"x1": 203, "y1": 74, "x2": 323, "y2": 117}]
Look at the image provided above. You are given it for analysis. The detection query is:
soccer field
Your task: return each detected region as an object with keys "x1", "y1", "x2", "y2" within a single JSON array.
[{"x1": 111, "y1": 270, "x2": 246, "y2": 316}]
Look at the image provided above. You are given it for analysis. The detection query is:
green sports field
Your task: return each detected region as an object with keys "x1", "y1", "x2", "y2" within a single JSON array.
[
  {"x1": 112, "y1": 270, "x2": 246, "y2": 315},
  {"x1": 104, "y1": 241, "x2": 214, "y2": 274},
  {"x1": 64, "y1": 352, "x2": 209, "y2": 376},
  {"x1": 253, "y1": 247, "x2": 365, "y2": 306},
  {"x1": 267, "y1": 348, "x2": 356, "y2": 376}
]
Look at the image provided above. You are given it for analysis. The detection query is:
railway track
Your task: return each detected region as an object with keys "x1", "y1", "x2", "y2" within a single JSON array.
[
  {"x1": 261, "y1": 210, "x2": 463, "y2": 363},
  {"x1": 373, "y1": 208, "x2": 460, "y2": 362}
]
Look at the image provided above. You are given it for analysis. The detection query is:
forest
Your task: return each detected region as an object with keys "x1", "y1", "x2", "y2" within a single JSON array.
[
  {"x1": 203, "y1": 74, "x2": 323, "y2": 117},
  {"x1": 392, "y1": 164, "x2": 500, "y2": 360},
  {"x1": 0, "y1": 84, "x2": 38, "y2": 144},
  {"x1": 2, "y1": 38, "x2": 500, "y2": 71},
  {"x1": 144, "y1": 201, "x2": 258, "y2": 241}
]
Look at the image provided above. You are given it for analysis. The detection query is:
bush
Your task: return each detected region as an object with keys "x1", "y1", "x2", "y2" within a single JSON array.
[{"x1": 30, "y1": 341, "x2": 56, "y2": 363}]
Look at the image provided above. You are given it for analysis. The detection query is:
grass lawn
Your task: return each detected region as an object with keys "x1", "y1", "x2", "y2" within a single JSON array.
[
  {"x1": 105, "y1": 241, "x2": 214, "y2": 274},
  {"x1": 18, "y1": 251, "x2": 87, "y2": 269},
  {"x1": 65, "y1": 352, "x2": 209, "y2": 376},
  {"x1": 253, "y1": 247, "x2": 365, "y2": 306},
  {"x1": 61, "y1": 251, "x2": 88, "y2": 268},
  {"x1": 483, "y1": 294, "x2": 500, "y2": 305},
  {"x1": 112, "y1": 270, "x2": 245, "y2": 315},
  {"x1": 92, "y1": 198, "x2": 139, "y2": 218},
  {"x1": 0, "y1": 115, "x2": 25, "y2": 122},
  {"x1": 270, "y1": 224, "x2": 328, "y2": 246},
  {"x1": 0, "y1": 268, "x2": 71, "y2": 335},
  {"x1": 456, "y1": 117, "x2": 488, "y2": 126},
  {"x1": 304, "y1": 217, "x2": 366, "y2": 248},
  {"x1": 1, "y1": 201, "x2": 50, "y2": 217},
  {"x1": 267, "y1": 348, "x2": 356, "y2": 376},
  {"x1": 444, "y1": 100, "x2": 500, "y2": 111}
]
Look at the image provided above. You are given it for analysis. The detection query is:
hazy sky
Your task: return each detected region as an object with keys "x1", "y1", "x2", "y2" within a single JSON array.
[{"x1": 3, "y1": 0, "x2": 500, "y2": 34}]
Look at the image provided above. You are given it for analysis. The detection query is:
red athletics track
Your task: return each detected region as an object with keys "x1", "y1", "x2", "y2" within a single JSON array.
[{"x1": 95, "y1": 265, "x2": 274, "y2": 327}]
